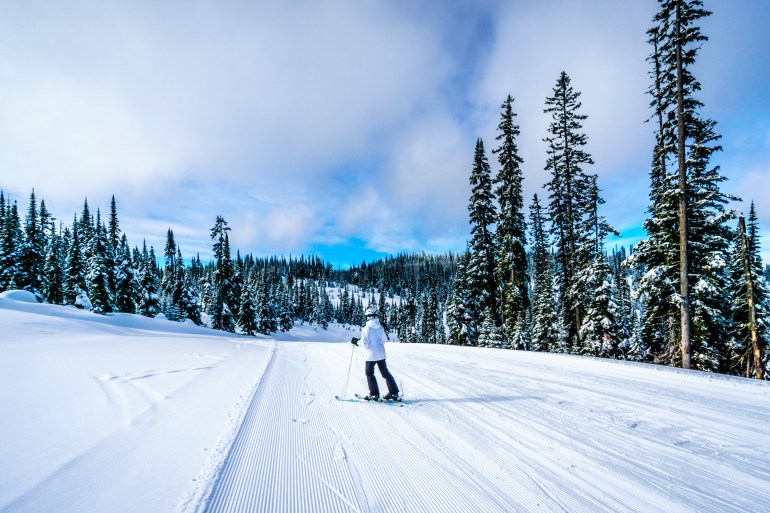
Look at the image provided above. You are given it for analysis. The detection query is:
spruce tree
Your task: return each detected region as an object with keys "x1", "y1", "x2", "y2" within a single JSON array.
[
  {"x1": 493, "y1": 95, "x2": 529, "y2": 346},
  {"x1": 238, "y1": 278, "x2": 258, "y2": 336},
  {"x1": 87, "y1": 223, "x2": 113, "y2": 313},
  {"x1": 114, "y1": 234, "x2": 137, "y2": 313},
  {"x1": 210, "y1": 216, "x2": 236, "y2": 332},
  {"x1": 543, "y1": 71, "x2": 594, "y2": 351},
  {"x1": 20, "y1": 190, "x2": 46, "y2": 295},
  {"x1": 137, "y1": 241, "x2": 161, "y2": 317},
  {"x1": 42, "y1": 224, "x2": 65, "y2": 304},
  {"x1": 478, "y1": 307, "x2": 503, "y2": 348},
  {"x1": 108, "y1": 195, "x2": 120, "y2": 253},
  {"x1": 466, "y1": 138, "x2": 498, "y2": 343},
  {"x1": 0, "y1": 201, "x2": 22, "y2": 291},
  {"x1": 634, "y1": 0, "x2": 737, "y2": 370}
]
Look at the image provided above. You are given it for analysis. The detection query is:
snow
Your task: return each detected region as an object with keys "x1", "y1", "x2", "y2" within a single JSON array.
[{"x1": 2, "y1": 292, "x2": 770, "y2": 512}]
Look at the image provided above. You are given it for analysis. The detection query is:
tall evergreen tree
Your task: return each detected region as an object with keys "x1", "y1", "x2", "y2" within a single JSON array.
[
  {"x1": 162, "y1": 228, "x2": 178, "y2": 316},
  {"x1": 210, "y1": 216, "x2": 236, "y2": 332},
  {"x1": 634, "y1": 0, "x2": 737, "y2": 370},
  {"x1": 493, "y1": 95, "x2": 529, "y2": 346},
  {"x1": 543, "y1": 71, "x2": 594, "y2": 351},
  {"x1": 466, "y1": 138, "x2": 498, "y2": 343},
  {"x1": 108, "y1": 195, "x2": 120, "y2": 253}
]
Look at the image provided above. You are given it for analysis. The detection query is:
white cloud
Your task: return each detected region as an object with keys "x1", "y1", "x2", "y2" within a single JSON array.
[{"x1": 0, "y1": 0, "x2": 452, "y2": 197}]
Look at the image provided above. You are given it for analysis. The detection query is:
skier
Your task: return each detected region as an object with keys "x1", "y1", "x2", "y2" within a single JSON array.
[{"x1": 351, "y1": 304, "x2": 400, "y2": 401}]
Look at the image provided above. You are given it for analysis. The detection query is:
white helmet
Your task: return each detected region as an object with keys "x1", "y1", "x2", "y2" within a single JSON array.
[{"x1": 365, "y1": 304, "x2": 379, "y2": 318}]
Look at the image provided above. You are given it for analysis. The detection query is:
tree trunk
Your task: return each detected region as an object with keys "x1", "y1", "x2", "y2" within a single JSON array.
[
  {"x1": 739, "y1": 216, "x2": 763, "y2": 379},
  {"x1": 675, "y1": 0, "x2": 692, "y2": 369}
]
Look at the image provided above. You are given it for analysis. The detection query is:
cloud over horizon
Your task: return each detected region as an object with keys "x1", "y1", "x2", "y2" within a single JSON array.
[{"x1": 1, "y1": 0, "x2": 768, "y2": 264}]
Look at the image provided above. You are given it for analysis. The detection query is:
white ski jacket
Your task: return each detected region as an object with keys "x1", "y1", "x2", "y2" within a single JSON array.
[{"x1": 360, "y1": 317, "x2": 387, "y2": 362}]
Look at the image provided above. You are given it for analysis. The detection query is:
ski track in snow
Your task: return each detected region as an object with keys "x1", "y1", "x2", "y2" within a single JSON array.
[{"x1": 197, "y1": 343, "x2": 770, "y2": 513}]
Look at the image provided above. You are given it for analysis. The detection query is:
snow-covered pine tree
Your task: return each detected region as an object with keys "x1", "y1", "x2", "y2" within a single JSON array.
[
  {"x1": 137, "y1": 241, "x2": 161, "y2": 317},
  {"x1": 179, "y1": 274, "x2": 202, "y2": 325},
  {"x1": 634, "y1": 0, "x2": 737, "y2": 370},
  {"x1": 478, "y1": 307, "x2": 503, "y2": 348},
  {"x1": 42, "y1": 223, "x2": 65, "y2": 304},
  {"x1": 466, "y1": 139, "x2": 498, "y2": 343},
  {"x1": 78, "y1": 199, "x2": 95, "y2": 262},
  {"x1": 114, "y1": 234, "x2": 137, "y2": 313},
  {"x1": 162, "y1": 229, "x2": 177, "y2": 301},
  {"x1": 626, "y1": 21, "x2": 680, "y2": 363},
  {"x1": 87, "y1": 222, "x2": 113, "y2": 314},
  {"x1": 0, "y1": 200, "x2": 22, "y2": 291},
  {"x1": 686, "y1": 116, "x2": 735, "y2": 372},
  {"x1": 209, "y1": 216, "x2": 236, "y2": 332},
  {"x1": 108, "y1": 195, "x2": 120, "y2": 253},
  {"x1": 238, "y1": 277, "x2": 258, "y2": 336},
  {"x1": 543, "y1": 71, "x2": 594, "y2": 352},
  {"x1": 492, "y1": 95, "x2": 529, "y2": 347},
  {"x1": 19, "y1": 190, "x2": 46, "y2": 296},
  {"x1": 529, "y1": 195, "x2": 557, "y2": 352}
]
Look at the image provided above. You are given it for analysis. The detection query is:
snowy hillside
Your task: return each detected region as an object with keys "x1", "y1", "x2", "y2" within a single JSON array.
[{"x1": 2, "y1": 291, "x2": 769, "y2": 513}]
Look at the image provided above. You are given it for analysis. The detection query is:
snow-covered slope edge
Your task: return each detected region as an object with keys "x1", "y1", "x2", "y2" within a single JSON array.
[{"x1": 0, "y1": 292, "x2": 274, "y2": 512}]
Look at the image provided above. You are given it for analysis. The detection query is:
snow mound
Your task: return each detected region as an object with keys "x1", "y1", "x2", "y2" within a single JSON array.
[
  {"x1": 0, "y1": 290, "x2": 39, "y2": 303},
  {"x1": 74, "y1": 293, "x2": 92, "y2": 310}
]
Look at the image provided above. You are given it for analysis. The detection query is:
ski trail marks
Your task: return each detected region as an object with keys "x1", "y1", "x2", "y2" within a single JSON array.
[{"x1": 203, "y1": 343, "x2": 362, "y2": 513}]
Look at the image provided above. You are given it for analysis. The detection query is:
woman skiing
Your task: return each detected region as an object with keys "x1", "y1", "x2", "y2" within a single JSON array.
[{"x1": 351, "y1": 304, "x2": 400, "y2": 401}]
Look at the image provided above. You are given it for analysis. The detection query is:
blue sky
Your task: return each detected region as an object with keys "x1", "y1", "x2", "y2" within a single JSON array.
[{"x1": 1, "y1": 0, "x2": 769, "y2": 267}]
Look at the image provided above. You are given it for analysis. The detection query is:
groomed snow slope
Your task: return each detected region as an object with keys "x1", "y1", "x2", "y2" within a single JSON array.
[{"x1": 2, "y1": 291, "x2": 769, "y2": 513}]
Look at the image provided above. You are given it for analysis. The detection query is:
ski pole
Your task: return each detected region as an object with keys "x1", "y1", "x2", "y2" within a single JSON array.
[{"x1": 341, "y1": 341, "x2": 356, "y2": 400}]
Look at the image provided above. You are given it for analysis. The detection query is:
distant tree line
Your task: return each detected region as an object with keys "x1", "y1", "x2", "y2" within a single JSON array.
[{"x1": 0, "y1": 191, "x2": 454, "y2": 343}]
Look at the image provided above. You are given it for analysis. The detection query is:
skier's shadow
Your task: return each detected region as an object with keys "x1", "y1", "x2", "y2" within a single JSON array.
[{"x1": 409, "y1": 395, "x2": 541, "y2": 404}]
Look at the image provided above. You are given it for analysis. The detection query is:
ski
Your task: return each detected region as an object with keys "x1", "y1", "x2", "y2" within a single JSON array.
[{"x1": 335, "y1": 394, "x2": 405, "y2": 407}]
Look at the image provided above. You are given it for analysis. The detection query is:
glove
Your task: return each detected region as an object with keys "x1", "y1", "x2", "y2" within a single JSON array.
[{"x1": 351, "y1": 337, "x2": 359, "y2": 346}]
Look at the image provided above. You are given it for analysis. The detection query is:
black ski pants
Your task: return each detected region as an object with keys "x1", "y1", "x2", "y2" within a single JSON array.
[{"x1": 365, "y1": 359, "x2": 399, "y2": 397}]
